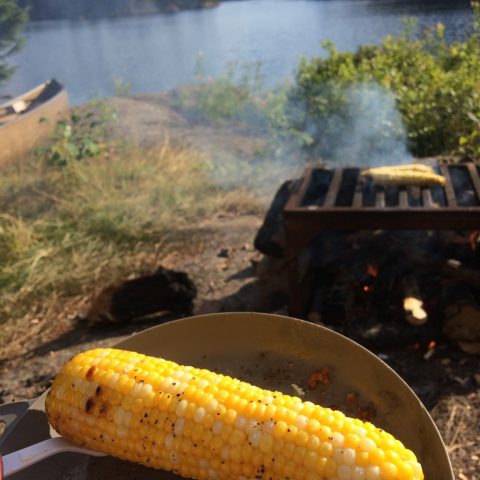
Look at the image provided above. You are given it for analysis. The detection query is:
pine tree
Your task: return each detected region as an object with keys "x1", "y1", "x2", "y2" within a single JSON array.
[{"x1": 0, "y1": 0, "x2": 28, "y2": 83}]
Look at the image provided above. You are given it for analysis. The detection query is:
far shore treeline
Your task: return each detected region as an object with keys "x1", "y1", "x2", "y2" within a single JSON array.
[{"x1": 18, "y1": 0, "x2": 228, "y2": 20}]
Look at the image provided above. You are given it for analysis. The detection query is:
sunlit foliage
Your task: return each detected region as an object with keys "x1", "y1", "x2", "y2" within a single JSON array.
[
  {"x1": 286, "y1": 4, "x2": 480, "y2": 160},
  {"x1": 0, "y1": 0, "x2": 28, "y2": 83}
]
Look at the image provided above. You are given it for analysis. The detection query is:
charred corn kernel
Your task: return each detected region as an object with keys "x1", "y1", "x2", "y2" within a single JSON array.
[
  {"x1": 46, "y1": 348, "x2": 424, "y2": 480},
  {"x1": 361, "y1": 166, "x2": 445, "y2": 187}
]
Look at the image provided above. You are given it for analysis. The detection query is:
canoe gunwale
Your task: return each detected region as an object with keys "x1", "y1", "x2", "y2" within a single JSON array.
[
  {"x1": 0, "y1": 79, "x2": 69, "y2": 168},
  {"x1": 0, "y1": 79, "x2": 65, "y2": 128}
]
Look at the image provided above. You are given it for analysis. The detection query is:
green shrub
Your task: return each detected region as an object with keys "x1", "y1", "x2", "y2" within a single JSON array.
[
  {"x1": 286, "y1": 5, "x2": 480, "y2": 160},
  {"x1": 0, "y1": 0, "x2": 28, "y2": 83},
  {"x1": 36, "y1": 102, "x2": 116, "y2": 168}
]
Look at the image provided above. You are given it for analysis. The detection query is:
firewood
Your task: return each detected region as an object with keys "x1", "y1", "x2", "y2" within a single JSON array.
[{"x1": 86, "y1": 266, "x2": 196, "y2": 326}]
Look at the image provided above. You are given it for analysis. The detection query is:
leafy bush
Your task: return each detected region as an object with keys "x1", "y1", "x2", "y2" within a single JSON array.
[
  {"x1": 0, "y1": 0, "x2": 28, "y2": 83},
  {"x1": 285, "y1": 5, "x2": 480, "y2": 160},
  {"x1": 36, "y1": 102, "x2": 116, "y2": 168}
]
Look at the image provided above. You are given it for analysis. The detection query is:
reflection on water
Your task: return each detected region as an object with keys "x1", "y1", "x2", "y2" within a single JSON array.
[{"x1": 0, "y1": 0, "x2": 473, "y2": 105}]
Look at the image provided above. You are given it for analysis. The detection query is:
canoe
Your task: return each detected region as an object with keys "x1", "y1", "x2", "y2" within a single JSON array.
[{"x1": 0, "y1": 79, "x2": 69, "y2": 167}]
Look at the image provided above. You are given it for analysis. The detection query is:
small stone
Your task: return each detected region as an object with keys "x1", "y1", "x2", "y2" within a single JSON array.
[
  {"x1": 307, "y1": 312, "x2": 322, "y2": 324},
  {"x1": 423, "y1": 348, "x2": 435, "y2": 361},
  {"x1": 218, "y1": 248, "x2": 231, "y2": 258},
  {"x1": 446, "y1": 258, "x2": 461, "y2": 269},
  {"x1": 196, "y1": 300, "x2": 222, "y2": 315},
  {"x1": 457, "y1": 341, "x2": 480, "y2": 355},
  {"x1": 453, "y1": 376, "x2": 468, "y2": 385}
]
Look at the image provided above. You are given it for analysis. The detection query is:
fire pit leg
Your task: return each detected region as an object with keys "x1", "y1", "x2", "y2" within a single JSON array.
[
  {"x1": 284, "y1": 219, "x2": 327, "y2": 318},
  {"x1": 287, "y1": 255, "x2": 304, "y2": 318},
  {"x1": 284, "y1": 228, "x2": 314, "y2": 319}
]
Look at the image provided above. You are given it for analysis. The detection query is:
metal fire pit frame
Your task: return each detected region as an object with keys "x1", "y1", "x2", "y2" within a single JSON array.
[{"x1": 283, "y1": 164, "x2": 480, "y2": 316}]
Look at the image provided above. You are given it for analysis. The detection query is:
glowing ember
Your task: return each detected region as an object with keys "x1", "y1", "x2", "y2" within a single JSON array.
[
  {"x1": 428, "y1": 340, "x2": 436, "y2": 350},
  {"x1": 367, "y1": 262, "x2": 379, "y2": 277},
  {"x1": 363, "y1": 285, "x2": 370, "y2": 292},
  {"x1": 403, "y1": 297, "x2": 428, "y2": 325},
  {"x1": 469, "y1": 230, "x2": 480, "y2": 252}
]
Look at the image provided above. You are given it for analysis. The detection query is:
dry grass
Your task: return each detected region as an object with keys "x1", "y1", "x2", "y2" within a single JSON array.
[
  {"x1": 430, "y1": 390, "x2": 480, "y2": 480},
  {"x1": 0, "y1": 142, "x2": 260, "y2": 322}
]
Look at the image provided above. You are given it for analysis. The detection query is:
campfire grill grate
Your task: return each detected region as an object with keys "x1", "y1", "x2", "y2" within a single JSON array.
[
  {"x1": 283, "y1": 163, "x2": 480, "y2": 316},
  {"x1": 285, "y1": 163, "x2": 480, "y2": 231}
]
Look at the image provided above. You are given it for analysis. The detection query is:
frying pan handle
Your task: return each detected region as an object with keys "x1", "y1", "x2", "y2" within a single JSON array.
[
  {"x1": 0, "y1": 400, "x2": 34, "y2": 479},
  {"x1": 0, "y1": 401, "x2": 33, "y2": 447}
]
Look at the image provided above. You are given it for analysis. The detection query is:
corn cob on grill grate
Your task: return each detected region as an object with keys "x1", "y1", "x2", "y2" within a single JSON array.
[
  {"x1": 361, "y1": 165, "x2": 445, "y2": 187},
  {"x1": 46, "y1": 348, "x2": 424, "y2": 480}
]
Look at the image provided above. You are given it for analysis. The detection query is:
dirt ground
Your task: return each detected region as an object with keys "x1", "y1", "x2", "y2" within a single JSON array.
[{"x1": 0, "y1": 94, "x2": 479, "y2": 479}]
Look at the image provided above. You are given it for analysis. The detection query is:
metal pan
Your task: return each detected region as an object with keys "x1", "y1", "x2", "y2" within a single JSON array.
[{"x1": 0, "y1": 312, "x2": 453, "y2": 479}]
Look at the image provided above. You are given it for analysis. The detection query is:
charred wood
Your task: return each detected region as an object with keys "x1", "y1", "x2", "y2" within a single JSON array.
[{"x1": 86, "y1": 266, "x2": 196, "y2": 326}]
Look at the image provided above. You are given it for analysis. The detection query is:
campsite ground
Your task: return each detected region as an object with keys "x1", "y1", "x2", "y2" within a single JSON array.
[{"x1": 0, "y1": 94, "x2": 478, "y2": 479}]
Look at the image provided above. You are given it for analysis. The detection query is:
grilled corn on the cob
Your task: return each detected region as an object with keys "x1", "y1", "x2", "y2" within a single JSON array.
[
  {"x1": 361, "y1": 165, "x2": 435, "y2": 175},
  {"x1": 46, "y1": 348, "x2": 424, "y2": 480},
  {"x1": 362, "y1": 165, "x2": 445, "y2": 187}
]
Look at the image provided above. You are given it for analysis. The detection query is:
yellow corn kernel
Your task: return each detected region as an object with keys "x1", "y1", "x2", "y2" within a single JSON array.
[
  {"x1": 362, "y1": 166, "x2": 445, "y2": 187},
  {"x1": 46, "y1": 348, "x2": 424, "y2": 480}
]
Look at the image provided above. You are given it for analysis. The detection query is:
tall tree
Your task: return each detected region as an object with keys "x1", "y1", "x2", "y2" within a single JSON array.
[{"x1": 0, "y1": 0, "x2": 28, "y2": 84}]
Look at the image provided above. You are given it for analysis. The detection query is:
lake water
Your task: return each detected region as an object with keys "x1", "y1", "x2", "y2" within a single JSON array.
[{"x1": 0, "y1": 0, "x2": 473, "y2": 105}]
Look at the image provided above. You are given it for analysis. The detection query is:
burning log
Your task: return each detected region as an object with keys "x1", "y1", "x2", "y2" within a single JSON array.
[{"x1": 402, "y1": 274, "x2": 428, "y2": 326}]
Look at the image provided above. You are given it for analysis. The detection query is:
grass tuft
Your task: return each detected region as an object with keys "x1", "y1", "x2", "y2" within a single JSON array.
[{"x1": 0, "y1": 141, "x2": 260, "y2": 322}]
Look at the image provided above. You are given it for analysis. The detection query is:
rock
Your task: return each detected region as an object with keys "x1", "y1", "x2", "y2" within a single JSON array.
[
  {"x1": 443, "y1": 303, "x2": 480, "y2": 353},
  {"x1": 196, "y1": 299, "x2": 222, "y2": 315},
  {"x1": 254, "y1": 179, "x2": 297, "y2": 258},
  {"x1": 218, "y1": 248, "x2": 231, "y2": 258},
  {"x1": 457, "y1": 341, "x2": 480, "y2": 355}
]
